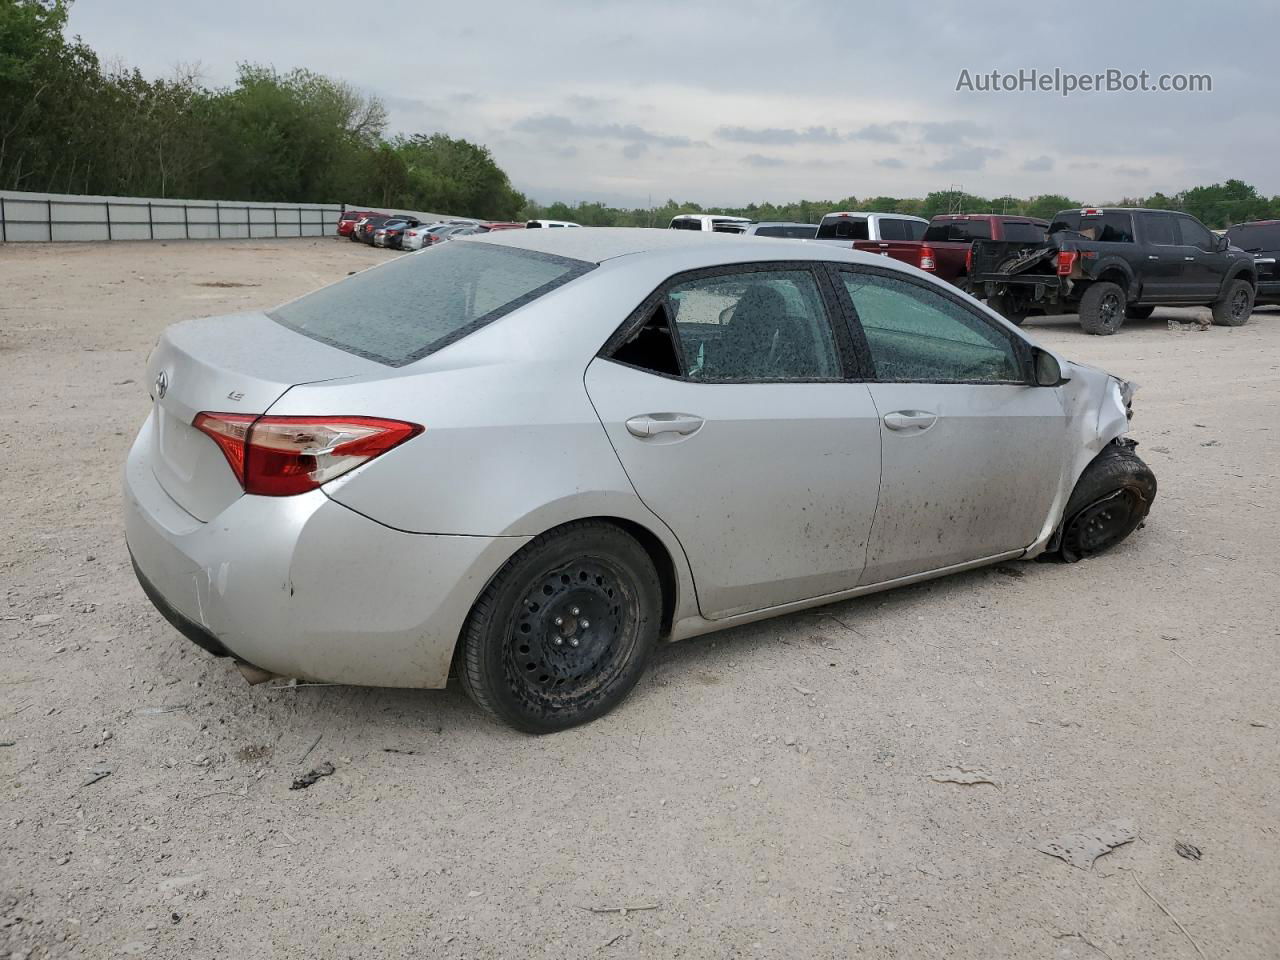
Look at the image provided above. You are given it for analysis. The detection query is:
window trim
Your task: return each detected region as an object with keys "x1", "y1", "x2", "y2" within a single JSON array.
[
  {"x1": 598, "y1": 260, "x2": 862, "y2": 384},
  {"x1": 825, "y1": 262, "x2": 1036, "y2": 387}
]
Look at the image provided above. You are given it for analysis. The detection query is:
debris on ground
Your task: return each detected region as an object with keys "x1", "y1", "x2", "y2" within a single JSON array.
[
  {"x1": 134, "y1": 704, "x2": 188, "y2": 716},
  {"x1": 577, "y1": 903, "x2": 661, "y2": 916},
  {"x1": 927, "y1": 766, "x2": 1001, "y2": 788},
  {"x1": 290, "y1": 761, "x2": 335, "y2": 790},
  {"x1": 31, "y1": 614, "x2": 62, "y2": 627},
  {"x1": 81, "y1": 768, "x2": 112, "y2": 788},
  {"x1": 1036, "y1": 820, "x2": 1137, "y2": 869},
  {"x1": 1175, "y1": 841, "x2": 1203, "y2": 861},
  {"x1": 1168, "y1": 317, "x2": 1211, "y2": 332},
  {"x1": 383, "y1": 747, "x2": 418, "y2": 755}
]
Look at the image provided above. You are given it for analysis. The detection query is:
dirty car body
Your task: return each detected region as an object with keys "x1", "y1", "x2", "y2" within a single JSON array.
[{"x1": 124, "y1": 229, "x2": 1153, "y2": 731}]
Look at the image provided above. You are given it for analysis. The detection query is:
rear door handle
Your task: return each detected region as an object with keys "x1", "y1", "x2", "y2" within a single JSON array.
[
  {"x1": 1147, "y1": 255, "x2": 1160, "y2": 261},
  {"x1": 1184, "y1": 256, "x2": 1196, "y2": 261},
  {"x1": 883, "y1": 410, "x2": 938, "y2": 431},
  {"x1": 625, "y1": 413, "x2": 704, "y2": 438}
]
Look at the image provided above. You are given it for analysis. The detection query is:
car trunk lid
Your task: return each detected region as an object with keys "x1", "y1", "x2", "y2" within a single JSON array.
[{"x1": 144, "y1": 311, "x2": 387, "y2": 521}]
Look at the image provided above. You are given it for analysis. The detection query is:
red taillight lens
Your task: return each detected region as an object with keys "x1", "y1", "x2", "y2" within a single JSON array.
[
  {"x1": 193, "y1": 414, "x2": 423, "y2": 497},
  {"x1": 965, "y1": 245, "x2": 973, "y2": 273},
  {"x1": 918, "y1": 244, "x2": 937, "y2": 271},
  {"x1": 1057, "y1": 250, "x2": 1078, "y2": 276}
]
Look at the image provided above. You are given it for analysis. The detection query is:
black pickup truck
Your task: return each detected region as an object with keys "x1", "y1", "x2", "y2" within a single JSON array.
[
  {"x1": 1226, "y1": 219, "x2": 1280, "y2": 305},
  {"x1": 970, "y1": 208, "x2": 1258, "y2": 334}
]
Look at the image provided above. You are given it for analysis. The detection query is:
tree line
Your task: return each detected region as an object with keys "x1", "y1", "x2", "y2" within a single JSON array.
[
  {"x1": 0, "y1": 0, "x2": 526, "y2": 219},
  {"x1": 3, "y1": 1, "x2": 1276, "y2": 230}
]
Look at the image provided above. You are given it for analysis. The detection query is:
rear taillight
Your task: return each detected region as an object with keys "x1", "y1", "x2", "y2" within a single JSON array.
[
  {"x1": 1057, "y1": 250, "x2": 1078, "y2": 276},
  {"x1": 918, "y1": 244, "x2": 937, "y2": 271},
  {"x1": 193, "y1": 414, "x2": 423, "y2": 497},
  {"x1": 965, "y1": 245, "x2": 973, "y2": 273}
]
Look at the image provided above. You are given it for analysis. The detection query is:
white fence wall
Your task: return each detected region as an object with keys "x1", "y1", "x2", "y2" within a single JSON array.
[{"x1": 0, "y1": 190, "x2": 454, "y2": 243}]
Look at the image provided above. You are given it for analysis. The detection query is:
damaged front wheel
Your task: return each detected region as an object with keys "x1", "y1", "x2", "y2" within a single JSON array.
[{"x1": 1057, "y1": 442, "x2": 1157, "y2": 562}]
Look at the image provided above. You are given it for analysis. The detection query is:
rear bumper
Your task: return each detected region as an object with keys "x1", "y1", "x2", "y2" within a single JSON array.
[{"x1": 123, "y1": 420, "x2": 530, "y2": 688}]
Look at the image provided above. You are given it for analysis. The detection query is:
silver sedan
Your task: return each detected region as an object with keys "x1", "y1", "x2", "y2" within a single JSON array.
[{"x1": 124, "y1": 229, "x2": 1156, "y2": 732}]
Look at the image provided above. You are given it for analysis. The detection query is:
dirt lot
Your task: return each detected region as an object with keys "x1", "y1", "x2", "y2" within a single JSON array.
[{"x1": 2, "y1": 238, "x2": 1277, "y2": 959}]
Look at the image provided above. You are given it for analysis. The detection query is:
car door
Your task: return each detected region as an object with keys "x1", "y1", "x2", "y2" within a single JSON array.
[
  {"x1": 585, "y1": 263, "x2": 883, "y2": 620},
  {"x1": 829, "y1": 265, "x2": 1071, "y2": 584},
  {"x1": 1135, "y1": 211, "x2": 1181, "y2": 299},
  {"x1": 1175, "y1": 215, "x2": 1227, "y2": 298}
]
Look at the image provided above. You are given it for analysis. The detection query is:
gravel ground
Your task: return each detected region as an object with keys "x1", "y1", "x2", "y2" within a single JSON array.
[{"x1": 2, "y1": 238, "x2": 1277, "y2": 960}]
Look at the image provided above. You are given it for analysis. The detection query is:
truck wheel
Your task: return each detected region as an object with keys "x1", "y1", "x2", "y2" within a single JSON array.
[
  {"x1": 1210, "y1": 279, "x2": 1254, "y2": 326},
  {"x1": 988, "y1": 293, "x2": 1028, "y2": 326},
  {"x1": 1125, "y1": 305, "x2": 1155, "y2": 320},
  {"x1": 1058, "y1": 442, "x2": 1156, "y2": 562},
  {"x1": 1078, "y1": 282, "x2": 1126, "y2": 335}
]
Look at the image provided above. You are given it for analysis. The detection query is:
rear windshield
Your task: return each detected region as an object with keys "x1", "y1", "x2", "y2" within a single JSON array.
[
  {"x1": 1228, "y1": 222, "x2": 1280, "y2": 251},
  {"x1": 817, "y1": 217, "x2": 868, "y2": 241},
  {"x1": 670, "y1": 218, "x2": 702, "y2": 230},
  {"x1": 754, "y1": 224, "x2": 818, "y2": 238},
  {"x1": 270, "y1": 242, "x2": 594, "y2": 366},
  {"x1": 923, "y1": 219, "x2": 992, "y2": 242},
  {"x1": 1001, "y1": 221, "x2": 1047, "y2": 243},
  {"x1": 1050, "y1": 211, "x2": 1135, "y2": 242}
]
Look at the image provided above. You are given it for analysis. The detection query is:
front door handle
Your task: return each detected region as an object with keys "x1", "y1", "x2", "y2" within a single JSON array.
[
  {"x1": 883, "y1": 410, "x2": 938, "y2": 431},
  {"x1": 625, "y1": 413, "x2": 704, "y2": 438},
  {"x1": 1184, "y1": 256, "x2": 1196, "y2": 262},
  {"x1": 1147, "y1": 255, "x2": 1160, "y2": 261}
]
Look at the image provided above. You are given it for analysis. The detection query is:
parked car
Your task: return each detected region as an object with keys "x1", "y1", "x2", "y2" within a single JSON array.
[
  {"x1": 740, "y1": 221, "x2": 818, "y2": 239},
  {"x1": 337, "y1": 210, "x2": 382, "y2": 237},
  {"x1": 971, "y1": 207, "x2": 1258, "y2": 333},
  {"x1": 126, "y1": 228, "x2": 1155, "y2": 732},
  {"x1": 527, "y1": 219, "x2": 582, "y2": 229},
  {"x1": 1226, "y1": 219, "x2": 1280, "y2": 305},
  {"x1": 353, "y1": 214, "x2": 394, "y2": 244},
  {"x1": 815, "y1": 211, "x2": 928, "y2": 245},
  {"x1": 668, "y1": 214, "x2": 751, "y2": 233},
  {"x1": 372, "y1": 217, "x2": 424, "y2": 249}
]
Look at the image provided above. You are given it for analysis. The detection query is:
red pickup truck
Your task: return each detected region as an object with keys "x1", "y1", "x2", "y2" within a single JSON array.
[{"x1": 846, "y1": 214, "x2": 1049, "y2": 292}]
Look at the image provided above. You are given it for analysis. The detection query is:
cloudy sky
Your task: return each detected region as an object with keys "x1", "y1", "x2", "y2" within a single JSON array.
[{"x1": 68, "y1": 0, "x2": 1278, "y2": 207}]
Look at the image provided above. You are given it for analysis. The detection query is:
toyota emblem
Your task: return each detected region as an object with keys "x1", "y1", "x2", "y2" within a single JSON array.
[{"x1": 155, "y1": 370, "x2": 169, "y2": 399}]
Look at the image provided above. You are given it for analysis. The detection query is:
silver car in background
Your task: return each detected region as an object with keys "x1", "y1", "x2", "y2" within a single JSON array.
[{"x1": 124, "y1": 230, "x2": 1156, "y2": 732}]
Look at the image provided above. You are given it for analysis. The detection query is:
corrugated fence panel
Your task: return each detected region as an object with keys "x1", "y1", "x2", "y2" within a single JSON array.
[{"x1": 0, "y1": 191, "x2": 453, "y2": 243}]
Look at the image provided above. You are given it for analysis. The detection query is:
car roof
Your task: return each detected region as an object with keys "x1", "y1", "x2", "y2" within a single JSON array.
[
  {"x1": 749, "y1": 221, "x2": 816, "y2": 227},
  {"x1": 460, "y1": 226, "x2": 935, "y2": 268},
  {"x1": 932, "y1": 213, "x2": 1047, "y2": 222},
  {"x1": 821, "y1": 211, "x2": 929, "y2": 222}
]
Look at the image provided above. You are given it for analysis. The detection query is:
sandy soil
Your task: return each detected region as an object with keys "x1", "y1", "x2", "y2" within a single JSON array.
[{"x1": 1, "y1": 238, "x2": 1277, "y2": 960}]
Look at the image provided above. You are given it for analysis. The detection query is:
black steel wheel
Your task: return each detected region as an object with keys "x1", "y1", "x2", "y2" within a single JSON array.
[
  {"x1": 457, "y1": 521, "x2": 662, "y2": 732},
  {"x1": 1057, "y1": 442, "x2": 1157, "y2": 562},
  {"x1": 1211, "y1": 279, "x2": 1254, "y2": 326}
]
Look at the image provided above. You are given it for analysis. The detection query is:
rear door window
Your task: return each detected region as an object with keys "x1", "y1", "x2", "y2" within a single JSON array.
[
  {"x1": 664, "y1": 269, "x2": 841, "y2": 381},
  {"x1": 271, "y1": 242, "x2": 593, "y2": 366},
  {"x1": 878, "y1": 219, "x2": 908, "y2": 241},
  {"x1": 1139, "y1": 212, "x2": 1178, "y2": 246}
]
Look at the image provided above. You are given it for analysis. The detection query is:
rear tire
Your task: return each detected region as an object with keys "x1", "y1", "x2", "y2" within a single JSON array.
[
  {"x1": 1057, "y1": 443, "x2": 1156, "y2": 562},
  {"x1": 1211, "y1": 279, "x2": 1254, "y2": 326},
  {"x1": 1078, "y1": 282, "x2": 1127, "y2": 335},
  {"x1": 988, "y1": 293, "x2": 1029, "y2": 326},
  {"x1": 1125, "y1": 305, "x2": 1155, "y2": 320},
  {"x1": 456, "y1": 521, "x2": 662, "y2": 733}
]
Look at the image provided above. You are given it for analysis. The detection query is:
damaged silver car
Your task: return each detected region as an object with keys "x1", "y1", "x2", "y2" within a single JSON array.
[{"x1": 124, "y1": 229, "x2": 1156, "y2": 732}]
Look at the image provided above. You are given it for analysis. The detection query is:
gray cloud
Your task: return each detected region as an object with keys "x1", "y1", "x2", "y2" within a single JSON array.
[
  {"x1": 717, "y1": 125, "x2": 842, "y2": 145},
  {"x1": 1021, "y1": 155, "x2": 1054, "y2": 172},
  {"x1": 742, "y1": 153, "x2": 785, "y2": 168},
  {"x1": 512, "y1": 114, "x2": 700, "y2": 148},
  {"x1": 850, "y1": 123, "x2": 904, "y2": 144},
  {"x1": 918, "y1": 121, "x2": 988, "y2": 144},
  {"x1": 622, "y1": 142, "x2": 648, "y2": 160},
  {"x1": 875, "y1": 157, "x2": 906, "y2": 169},
  {"x1": 929, "y1": 146, "x2": 1002, "y2": 172},
  {"x1": 1115, "y1": 165, "x2": 1150, "y2": 177}
]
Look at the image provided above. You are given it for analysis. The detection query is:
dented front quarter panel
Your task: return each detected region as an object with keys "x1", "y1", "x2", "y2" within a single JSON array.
[{"x1": 1023, "y1": 358, "x2": 1133, "y2": 557}]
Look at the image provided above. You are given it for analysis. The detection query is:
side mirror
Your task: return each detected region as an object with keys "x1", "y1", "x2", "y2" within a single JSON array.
[
  {"x1": 1033, "y1": 348, "x2": 1065, "y2": 387},
  {"x1": 1217, "y1": 234, "x2": 1230, "y2": 252}
]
